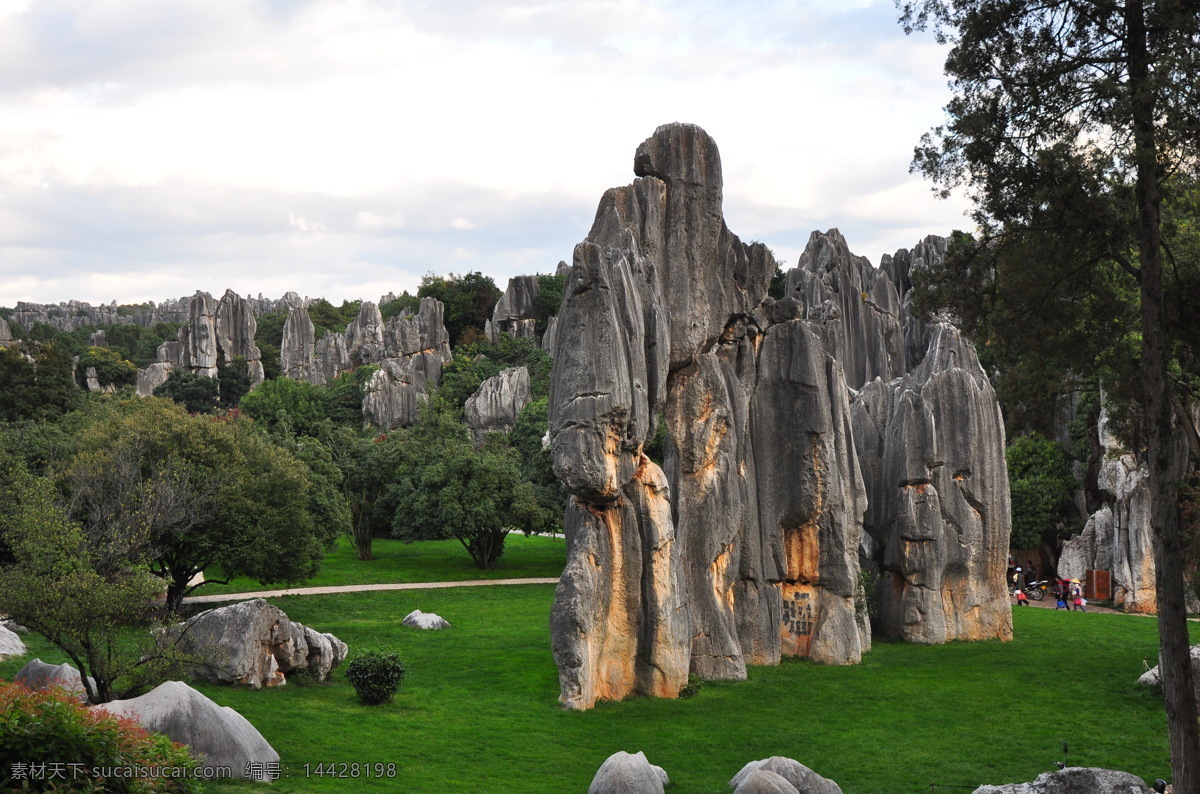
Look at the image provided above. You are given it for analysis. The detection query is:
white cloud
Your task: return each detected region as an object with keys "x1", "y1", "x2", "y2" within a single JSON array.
[{"x1": 0, "y1": 0, "x2": 964, "y2": 306}]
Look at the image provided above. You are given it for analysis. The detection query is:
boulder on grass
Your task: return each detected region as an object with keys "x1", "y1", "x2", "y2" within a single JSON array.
[
  {"x1": 730, "y1": 757, "x2": 843, "y2": 794},
  {"x1": 0, "y1": 624, "x2": 26, "y2": 660},
  {"x1": 402, "y1": 610, "x2": 450, "y2": 630},
  {"x1": 172, "y1": 598, "x2": 347, "y2": 688},
  {"x1": 14, "y1": 658, "x2": 96, "y2": 702},
  {"x1": 98, "y1": 681, "x2": 279, "y2": 781},
  {"x1": 734, "y1": 769, "x2": 800, "y2": 794},
  {"x1": 972, "y1": 767, "x2": 1154, "y2": 793},
  {"x1": 1137, "y1": 645, "x2": 1200, "y2": 709},
  {"x1": 588, "y1": 751, "x2": 669, "y2": 794}
]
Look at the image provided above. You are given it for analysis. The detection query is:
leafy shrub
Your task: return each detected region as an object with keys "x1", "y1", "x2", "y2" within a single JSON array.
[
  {"x1": 1007, "y1": 432, "x2": 1078, "y2": 550},
  {"x1": 345, "y1": 648, "x2": 406, "y2": 705},
  {"x1": 0, "y1": 679, "x2": 200, "y2": 792},
  {"x1": 679, "y1": 674, "x2": 704, "y2": 699}
]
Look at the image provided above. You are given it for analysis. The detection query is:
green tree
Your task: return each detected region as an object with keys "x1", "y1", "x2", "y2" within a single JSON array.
[
  {"x1": 532, "y1": 272, "x2": 566, "y2": 336},
  {"x1": 75, "y1": 345, "x2": 137, "y2": 391},
  {"x1": 390, "y1": 404, "x2": 545, "y2": 569},
  {"x1": 320, "y1": 425, "x2": 407, "y2": 561},
  {"x1": 1006, "y1": 434, "x2": 1078, "y2": 551},
  {"x1": 240, "y1": 375, "x2": 333, "y2": 437},
  {"x1": 0, "y1": 450, "x2": 194, "y2": 703},
  {"x1": 153, "y1": 369, "x2": 219, "y2": 414},
  {"x1": 0, "y1": 341, "x2": 81, "y2": 422},
  {"x1": 899, "y1": 1, "x2": 1200, "y2": 781},
  {"x1": 60, "y1": 398, "x2": 344, "y2": 609},
  {"x1": 417, "y1": 271, "x2": 501, "y2": 347},
  {"x1": 217, "y1": 355, "x2": 252, "y2": 408},
  {"x1": 380, "y1": 292, "x2": 421, "y2": 321}
]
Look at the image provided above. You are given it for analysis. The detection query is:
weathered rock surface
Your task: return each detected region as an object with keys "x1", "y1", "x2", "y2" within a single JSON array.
[
  {"x1": 487, "y1": 274, "x2": 540, "y2": 343},
  {"x1": 281, "y1": 305, "x2": 318, "y2": 382},
  {"x1": 850, "y1": 322, "x2": 1012, "y2": 644},
  {"x1": 548, "y1": 123, "x2": 1010, "y2": 709},
  {"x1": 97, "y1": 681, "x2": 279, "y2": 781},
  {"x1": 972, "y1": 767, "x2": 1153, "y2": 793},
  {"x1": 177, "y1": 291, "x2": 219, "y2": 377},
  {"x1": 402, "y1": 610, "x2": 450, "y2": 630},
  {"x1": 465, "y1": 366, "x2": 531, "y2": 444},
  {"x1": 730, "y1": 758, "x2": 842, "y2": 794},
  {"x1": 0, "y1": 317, "x2": 14, "y2": 347},
  {"x1": 136, "y1": 362, "x2": 175, "y2": 397},
  {"x1": 587, "y1": 751, "x2": 669, "y2": 794},
  {"x1": 0, "y1": 624, "x2": 26, "y2": 660},
  {"x1": 14, "y1": 658, "x2": 96, "y2": 701},
  {"x1": 541, "y1": 314, "x2": 560, "y2": 358},
  {"x1": 173, "y1": 599, "x2": 346, "y2": 687},
  {"x1": 215, "y1": 289, "x2": 264, "y2": 386},
  {"x1": 733, "y1": 770, "x2": 800, "y2": 794},
  {"x1": 788, "y1": 228, "x2": 905, "y2": 389},
  {"x1": 1058, "y1": 407, "x2": 1157, "y2": 613}
]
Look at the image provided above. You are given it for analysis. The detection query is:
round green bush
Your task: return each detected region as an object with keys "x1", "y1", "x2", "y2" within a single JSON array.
[{"x1": 345, "y1": 648, "x2": 406, "y2": 706}]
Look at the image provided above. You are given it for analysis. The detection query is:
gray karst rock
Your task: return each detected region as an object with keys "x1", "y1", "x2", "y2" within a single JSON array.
[
  {"x1": 464, "y1": 366, "x2": 531, "y2": 444},
  {"x1": 215, "y1": 289, "x2": 264, "y2": 386},
  {"x1": 548, "y1": 124, "x2": 1010, "y2": 709},
  {"x1": 314, "y1": 329, "x2": 350, "y2": 386},
  {"x1": 881, "y1": 235, "x2": 948, "y2": 371},
  {"x1": 14, "y1": 658, "x2": 97, "y2": 702},
  {"x1": 1058, "y1": 405, "x2": 1157, "y2": 613},
  {"x1": 136, "y1": 362, "x2": 175, "y2": 397},
  {"x1": 97, "y1": 681, "x2": 279, "y2": 781},
  {"x1": 733, "y1": 770, "x2": 801, "y2": 794},
  {"x1": 972, "y1": 767, "x2": 1154, "y2": 793},
  {"x1": 281, "y1": 305, "x2": 318, "y2": 383},
  {"x1": 850, "y1": 322, "x2": 1012, "y2": 644},
  {"x1": 402, "y1": 610, "x2": 451, "y2": 630},
  {"x1": 89, "y1": 328, "x2": 106, "y2": 347},
  {"x1": 787, "y1": 228, "x2": 905, "y2": 389},
  {"x1": 172, "y1": 599, "x2": 347, "y2": 687},
  {"x1": 0, "y1": 624, "x2": 26, "y2": 660},
  {"x1": 541, "y1": 314, "x2": 560, "y2": 358},
  {"x1": 549, "y1": 124, "x2": 873, "y2": 709},
  {"x1": 587, "y1": 751, "x2": 669, "y2": 794},
  {"x1": 177, "y1": 291, "x2": 219, "y2": 377},
  {"x1": 730, "y1": 757, "x2": 842, "y2": 794},
  {"x1": 361, "y1": 367, "x2": 423, "y2": 431},
  {"x1": 487, "y1": 274, "x2": 540, "y2": 343},
  {"x1": 345, "y1": 301, "x2": 387, "y2": 367}
]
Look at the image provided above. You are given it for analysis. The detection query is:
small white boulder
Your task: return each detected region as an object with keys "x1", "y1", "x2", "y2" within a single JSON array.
[{"x1": 403, "y1": 610, "x2": 451, "y2": 630}]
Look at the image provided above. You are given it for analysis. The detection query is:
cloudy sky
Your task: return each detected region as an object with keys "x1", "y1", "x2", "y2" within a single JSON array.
[{"x1": 0, "y1": 0, "x2": 972, "y2": 308}]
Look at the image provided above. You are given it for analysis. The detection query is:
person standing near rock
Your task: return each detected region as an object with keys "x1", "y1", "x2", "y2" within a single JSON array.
[
  {"x1": 1015, "y1": 589, "x2": 1029, "y2": 606},
  {"x1": 1071, "y1": 582, "x2": 1086, "y2": 612}
]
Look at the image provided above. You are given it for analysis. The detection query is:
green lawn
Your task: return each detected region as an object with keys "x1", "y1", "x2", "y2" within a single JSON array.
[
  {"x1": 195, "y1": 534, "x2": 567, "y2": 596},
  {"x1": 3, "y1": 591, "x2": 1191, "y2": 793}
]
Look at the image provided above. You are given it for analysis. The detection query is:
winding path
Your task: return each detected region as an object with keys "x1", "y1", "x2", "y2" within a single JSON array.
[{"x1": 182, "y1": 577, "x2": 561, "y2": 605}]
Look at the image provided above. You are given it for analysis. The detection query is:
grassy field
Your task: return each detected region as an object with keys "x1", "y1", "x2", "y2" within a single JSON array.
[
  {"x1": 195, "y1": 534, "x2": 567, "y2": 596},
  {"x1": 3, "y1": 586, "x2": 1192, "y2": 793}
]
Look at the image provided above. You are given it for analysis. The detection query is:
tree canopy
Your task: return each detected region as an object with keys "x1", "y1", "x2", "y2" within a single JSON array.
[{"x1": 900, "y1": 0, "x2": 1200, "y2": 783}]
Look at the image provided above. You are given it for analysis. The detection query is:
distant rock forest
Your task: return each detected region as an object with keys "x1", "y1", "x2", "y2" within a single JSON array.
[{"x1": 0, "y1": 123, "x2": 1180, "y2": 709}]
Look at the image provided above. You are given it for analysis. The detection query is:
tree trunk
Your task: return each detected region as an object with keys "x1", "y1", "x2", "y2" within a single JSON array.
[{"x1": 1128, "y1": 3, "x2": 1200, "y2": 789}]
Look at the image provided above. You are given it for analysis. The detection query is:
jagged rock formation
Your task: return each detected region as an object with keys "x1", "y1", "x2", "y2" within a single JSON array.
[
  {"x1": 464, "y1": 366, "x2": 531, "y2": 444},
  {"x1": 215, "y1": 289, "x2": 265, "y2": 386},
  {"x1": 588, "y1": 751, "x2": 669, "y2": 794},
  {"x1": 276, "y1": 296, "x2": 451, "y2": 428},
  {"x1": 487, "y1": 275, "x2": 540, "y2": 342},
  {"x1": 788, "y1": 229, "x2": 905, "y2": 389},
  {"x1": 850, "y1": 322, "x2": 1012, "y2": 644},
  {"x1": 542, "y1": 314, "x2": 560, "y2": 358},
  {"x1": 0, "y1": 317, "x2": 12, "y2": 347},
  {"x1": 281, "y1": 305, "x2": 318, "y2": 382},
  {"x1": 14, "y1": 658, "x2": 97, "y2": 702},
  {"x1": 730, "y1": 757, "x2": 842, "y2": 794},
  {"x1": 171, "y1": 599, "x2": 347, "y2": 688},
  {"x1": 98, "y1": 681, "x2": 280, "y2": 781},
  {"x1": 176, "y1": 291, "x2": 219, "y2": 378},
  {"x1": 972, "y1": 767, "x2": 1154, "y2": 793},
  {"x1": 1059, "y1": 405, "x2": 1158, "y2": 613},
  {"x1": 548, "y1": 123, "x2": 1011, "y2": 710},
  {"x1": 7, "y1": 292, "x2": 308, "y2": 336}
]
